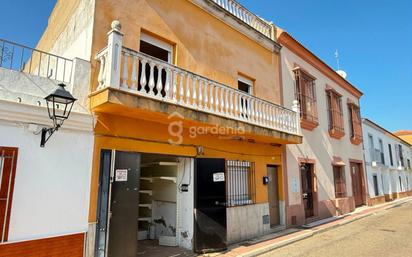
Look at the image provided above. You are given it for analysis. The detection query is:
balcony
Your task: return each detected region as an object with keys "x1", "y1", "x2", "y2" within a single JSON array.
[
  {"x1": 0, "y1": 39, "x2": 92, "y2": 131},
  {"x1": 91, "y1": 22, "x2": 301, "y2": 144},
  {"x1": 0, "y1": 38, "x2": 73, "y2": 83},
  {"x1": 209, "y1": 0, "x2": 273, "y2": 39}
]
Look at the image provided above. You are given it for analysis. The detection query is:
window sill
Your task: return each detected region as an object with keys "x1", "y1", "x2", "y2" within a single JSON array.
[
  {"x1": 350, "y1": 137, "x2": 363, "y2": 145},
  {"x1": 301, "y1": 119, "x2": 319, "y2": 131},
  {"x1": 329, "y1": 129, "x2": 345, "y2": 139}
]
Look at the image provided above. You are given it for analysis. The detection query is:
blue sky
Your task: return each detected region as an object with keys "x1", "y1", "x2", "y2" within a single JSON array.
[
  {"x1": 238, "y1": 0, "x2": 412, "y2": 132},
  {"x1": 1, "y1": 0, "x2": 411, "y2": 131}
]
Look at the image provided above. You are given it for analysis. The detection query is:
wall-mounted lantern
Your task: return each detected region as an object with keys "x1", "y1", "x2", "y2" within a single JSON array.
[{"x1": 40, "y1": 83, "x2": 77, "y2": 147}]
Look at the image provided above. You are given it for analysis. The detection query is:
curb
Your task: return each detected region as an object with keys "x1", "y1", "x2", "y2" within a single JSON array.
[
  {"x1": 236, "y1": 197, "x2": 412, "y2": 257},
  {"x1": 238, "y1": 231, "x2": 314, "y2": 257}
]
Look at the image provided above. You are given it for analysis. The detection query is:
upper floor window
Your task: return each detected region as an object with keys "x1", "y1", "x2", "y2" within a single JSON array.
[
  {"x1": 238, "y1": 75, "x2": 254, "y2": 117},
  {"x1": 368, "y1": 134, "x2": 374, "y2": 161},
  {"x1": 388, "y1": 144, "x2": 394, "y2": 166},
  {"x1": 139, "y1": 32, "x2": 172, "y2": 63},
  {"x1": 293, "y1": 67, "x2": 318, "y2": 130},
  {"x1": 138, "y1": 33, "x2": 173, "y2": 95},
  {"x1": 326, "y1": 88, "x2": 344, "y2": 139},
  {"x1": 348, "y1": 102, "x2": 362, "y2": 145},
  {"x1": 238, "y1": 75, "x2": 254, "y2": 94},
  {"x1": 378, "y1": 139, "x2": 385, "y2": 165},
  {"x1": 396, "y1": 144, "x2": 404, "y2": 167}
]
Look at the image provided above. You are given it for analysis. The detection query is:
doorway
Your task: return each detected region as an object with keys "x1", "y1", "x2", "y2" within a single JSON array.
[
  {"x1": 194, "y1": 158, "x2": 227, "y2": 253},
  {"x1": 95, "y1": 150, "x2": 194, "y2": 257},
  {"x1": 267, "y1": 166, "x2": 280, "y2": 227},
  {"x1": 300, "y1": 163, "x2": 315, "y2": 218},
  {"x1": 350, "y1": 162, "x2": 364, "y2": 207}
]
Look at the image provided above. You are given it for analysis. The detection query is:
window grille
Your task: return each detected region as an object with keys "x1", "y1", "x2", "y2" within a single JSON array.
[
  {"x1": 327, "y1": 90, "x2": 344, "y2": 134},
  {"x1": 348, "y1": 103, "x2": 362, "y2": 141},
  {"x1": 226, "y1": 160, "x2": 256, "y2": 207},
  {"x1": 294, "y1": 68, "x2": 318, "y2": 124},
  {"x1": 333, "y1": 165, "x2": 346, "y2": 198}
]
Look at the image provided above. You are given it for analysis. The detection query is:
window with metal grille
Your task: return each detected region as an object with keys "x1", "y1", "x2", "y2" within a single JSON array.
[
  {"x1": 293, "y1": 68, "x2": 318, "y2": 126},
  {"x1": 226, "y1": 160, "x2": 256, "y2": 207},
  {"x1": 348, "y1": 103, "x2": 362, "y2": 143},
  {"x1": 326, "y1": 89, "x2": 344, "y2": 138},
  {"x1": 333, "y1": 165, "x2": 346, "y2": 198}
]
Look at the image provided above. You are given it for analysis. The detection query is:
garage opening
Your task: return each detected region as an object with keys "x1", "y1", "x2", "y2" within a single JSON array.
[{"x1": 95, "y1": 151, "x2": 195, "y2": 257}]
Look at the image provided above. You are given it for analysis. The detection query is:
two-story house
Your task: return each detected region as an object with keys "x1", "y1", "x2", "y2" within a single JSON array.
[
  {"x1": 25, "y1": 0, "x2": 302, "y2": 256},
  {"x1": 277, "y1": 28, "x2": 366, "y2": 226},
  {"x1": 363, "y1": 119, "x2": 412, "y2": 205}
]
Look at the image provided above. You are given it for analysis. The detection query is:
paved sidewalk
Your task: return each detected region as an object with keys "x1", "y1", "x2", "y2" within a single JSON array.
[{"x1": 205, "y1": 196, "x2": 412, "y2": 257}]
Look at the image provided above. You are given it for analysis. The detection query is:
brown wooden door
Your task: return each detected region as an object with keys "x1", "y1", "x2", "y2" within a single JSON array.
[
  {"x1": 267, "y1": 166, "x2": 280, "y2": 227},
  {"x1": 351, "y1": 163, "x2": 364, "y2": 207},
  {"x1": 301, "y1": 164, "x2": 314, "y2": 218}
]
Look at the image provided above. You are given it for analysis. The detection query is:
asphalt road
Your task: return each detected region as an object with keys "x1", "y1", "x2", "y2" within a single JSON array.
[{"x1": 262, "y1": 201, "x2": 412, "y2": 257}]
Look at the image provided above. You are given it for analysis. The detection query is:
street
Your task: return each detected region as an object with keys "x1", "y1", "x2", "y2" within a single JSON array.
[{"x1": 262, "y1": 201, "x2": 412, "y2": 257}]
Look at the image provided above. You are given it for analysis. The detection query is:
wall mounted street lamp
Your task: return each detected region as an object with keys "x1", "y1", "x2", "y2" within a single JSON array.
[{"x1": 40, "y1": 83, "x2": 77, "y2": 147}]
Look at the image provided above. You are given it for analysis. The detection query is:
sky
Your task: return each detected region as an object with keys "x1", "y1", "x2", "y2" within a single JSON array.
[{"x1": 0, "y1": 0, "x2": 411, "y2": 131}]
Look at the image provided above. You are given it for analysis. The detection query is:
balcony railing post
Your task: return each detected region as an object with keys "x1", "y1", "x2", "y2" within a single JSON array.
[
  {"x1": 105, "y1": 20, "x2": 124, "y2": 89},
  {"x1": 292, "y1": 100, "x2": 301, "y2": 134}
]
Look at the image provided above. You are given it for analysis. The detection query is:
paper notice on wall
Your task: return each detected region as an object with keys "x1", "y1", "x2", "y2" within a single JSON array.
[
  {"x1": 213, "y1": 172, "x2": 225, "y2": 182},
  {"x1": 115, "y1": 169, "x2": 128, "y2": 182}
]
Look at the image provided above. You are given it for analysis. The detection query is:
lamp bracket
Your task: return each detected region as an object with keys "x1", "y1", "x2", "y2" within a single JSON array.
[{"x1": 40, "y1": 125, "x2": 60, "y2": 148}]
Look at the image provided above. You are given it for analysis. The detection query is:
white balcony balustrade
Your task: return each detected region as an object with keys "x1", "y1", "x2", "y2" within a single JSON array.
[
  {"x1": 95, "y1": 21, "x2": 300, "y2": 136},
  {"x1": 211, "y1": 0, "x2": 273, "y2": 39}
]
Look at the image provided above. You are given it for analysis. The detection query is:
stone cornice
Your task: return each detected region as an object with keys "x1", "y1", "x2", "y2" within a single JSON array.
[{"x1": 0, "y1": 100, "x2": 94, "y2": 132}]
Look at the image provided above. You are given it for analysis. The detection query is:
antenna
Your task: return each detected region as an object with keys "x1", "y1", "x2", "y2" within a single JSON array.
[{"x1": 334, "y1": 49, "x2": 340, "y2": 70}]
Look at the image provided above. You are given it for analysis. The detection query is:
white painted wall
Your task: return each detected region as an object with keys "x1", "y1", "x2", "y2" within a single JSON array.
[
  {"x1": 176, "y1": 158, "x2": 194, "y2": 250},
  {"x1": 362, "y1": 119, "x2": 412, "y2": 197},
  {"x1": 2, "y1": 119, "x2": 93, "y2": 241},
  {"x1": 0, "y1": 60, "x2": 94, "y2": 242},
  {"x1": 280, "y1": 46, "x2": 364, "y2": 206}
]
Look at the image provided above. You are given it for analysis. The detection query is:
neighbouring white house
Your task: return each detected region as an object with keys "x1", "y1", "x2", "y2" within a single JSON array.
[
  {"x1": 277, "y1": 28, "x2": 366, "y2": 226},
  {"x1": 0, "y1": 39, "x2": 94, "y2": 255},
  {"x1": 362, "y1": 118, "x2": 412, "y2": 205}
]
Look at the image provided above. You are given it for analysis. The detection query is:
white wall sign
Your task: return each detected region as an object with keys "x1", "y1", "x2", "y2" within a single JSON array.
[
  {"x1": 115, "y1": 169, "x2": 128, "y2": 182},
  {"x1": 213, "y1": 172, "x2": 225, "y2": 182},
  {"x1": 291, "y1": 177, "x2": 299, "y2": 193}
]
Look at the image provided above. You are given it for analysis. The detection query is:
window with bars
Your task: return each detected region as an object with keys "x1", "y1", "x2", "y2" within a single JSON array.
[
  {"x1": 226, "y1": 160, "x2": 256, "y2": 207},
  {"x1": 326, "y1": 89, "x2": 344, "y2": 138},
  {"x1": 348, "y1": 103, "x2": 362, "y2": 144},
  {"x1": 333, "y1": 165, "x2": 346, "y2": 198},
  {"x1": 293, "y1": 68, "x2": 318, "y2": 128}
]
